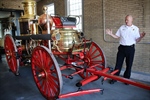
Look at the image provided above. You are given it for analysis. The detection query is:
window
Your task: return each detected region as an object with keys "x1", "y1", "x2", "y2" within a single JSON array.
[
  {"x1": 66, "y1": 0, "x2": 83, "y2": 31},
  {"x1": 47, "y1": 3, "x2": 55, "y2": 15},
  {"x1": 0, "y1": 23, "x2": 2, "y2": 38},
  {"x1": 47, "y1": 3, "x2": 55, "y2": 29}
]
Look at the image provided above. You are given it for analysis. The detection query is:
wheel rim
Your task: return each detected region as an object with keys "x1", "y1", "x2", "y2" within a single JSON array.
[
  {"x1": 31, "y1": 46, "x2": 62, "y2": 99},
  {"x1": 78, "y1": 42, "x2": 106, "y2": 78},
  {"x1": 4, "y1": 34, "x2": 19, "y2": 74}
]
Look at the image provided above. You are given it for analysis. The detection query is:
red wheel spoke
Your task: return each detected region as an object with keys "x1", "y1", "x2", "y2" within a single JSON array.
[
  {"x1": 88, "y1": 43, "x2": 94, "y2": 55},
  {"x1": 32, "y1": 55, "x2": 40, "y2": 65},
  {"x1": 48, "y1": 83, "x2": 57, "y2": 97},
  {"x1": 32, "y1": 61, "x2": 42, "y2": 71},
  {"x1": 42, "y1": 51, "x2": 47, "y2": 66},
  {"x1": 35, "y1": 50, "x2": 44, "y2": 67},
  {"x1": 88, "y1": 48, "x2": 98, "y2": 57},
  {"x1": 41, "y1": 80, "x2": 47, "y2": 92},
  {"x1": 41, "y1": 77, "x2": 58, "y2": 97},
  {"x1": 47, "y1": 75, "x2": 59, "y2": 88},
  {"x1": 50, "y1": 80, "x2": 59, "y2": 90},
  {"x1": 91, "y1": 53, "x2": 102, "y2": 60},
  {"x1": 90, "y1": 60, "x2": 103, "y2": 64},
  {"x1": 33, "y1": 53, "x2": 44, "y2": 69},
  {"x1": 47, "y1": 82, "x2": 53, "y2": 97},
  {"x1": 50, "y1": 75, "x2": 59, "y2": 82},
  {"x1": 47, "y1": 77, "x2": 58, "y2": 94},
  {"x1": 39, "y1": 50, "x2": 44, "y2": 66},
  {"x1": 45, "y1": 60, "x2": 53, "y2": 71},
  {"x1": 91, "y1": 60, "x2": 103, "y2": 62},
  {"x1": 11, "y1": 58, "x2": 16, "y2": 71}
]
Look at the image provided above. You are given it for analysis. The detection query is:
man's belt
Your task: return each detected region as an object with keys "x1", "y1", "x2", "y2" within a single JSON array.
[{"x1": 120, "y1": 44, "x2": 135, "y2": 47}]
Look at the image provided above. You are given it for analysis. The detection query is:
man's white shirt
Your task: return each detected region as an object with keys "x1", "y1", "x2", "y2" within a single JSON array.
[{"x1": 116, "y1": 25, "x2": 140, "y2": 46}]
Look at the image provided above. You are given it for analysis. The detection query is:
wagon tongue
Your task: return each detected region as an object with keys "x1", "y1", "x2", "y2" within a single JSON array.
[{"x1": 58, "y1": 88, "x2": 103, "y2": 99}]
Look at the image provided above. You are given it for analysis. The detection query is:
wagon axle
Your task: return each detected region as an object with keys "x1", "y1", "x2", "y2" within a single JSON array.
[{"x1": 38, "y1": 71, "x2": 46, "y2": 78}]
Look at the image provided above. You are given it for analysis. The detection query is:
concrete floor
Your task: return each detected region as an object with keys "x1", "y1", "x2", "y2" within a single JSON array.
[{"x1": 0, "y1": 55, "x2": 150, "y2": 100}]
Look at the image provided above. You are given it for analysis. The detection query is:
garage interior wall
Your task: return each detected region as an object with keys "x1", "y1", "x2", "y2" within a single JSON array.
[
  {"x1": 0, "y1": 0, "x2": 149, "y2": 74},
  {"x1": 84, "y1": 0, "x2": 150, "y2": 74},
  {"x1": 37, "y1": 0, "x2": 150, "y2": 74}
]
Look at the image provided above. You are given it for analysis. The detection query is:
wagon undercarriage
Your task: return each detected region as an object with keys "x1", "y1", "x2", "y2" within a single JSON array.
[{"x1": 4, "y1": 34, "x2": 150, "y2": 100}]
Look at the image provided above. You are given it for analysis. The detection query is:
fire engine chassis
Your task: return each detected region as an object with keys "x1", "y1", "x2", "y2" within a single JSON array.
[{"x1": 4, "y1": 33, "x2": 150, "y2": 100}]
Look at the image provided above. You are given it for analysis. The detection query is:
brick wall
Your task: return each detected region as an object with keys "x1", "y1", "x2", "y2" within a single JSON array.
[
  {"x1": 37, "y1": 0, "x2": 65, "y2": 16},
  {"x1": 0, "y1": 0, "x2": 23, "y2": 10},
  {"x1": 84, "y1": 0, "x2": 150, "y2": 74},
  {"x1": 37, "y1": 0, "x2": 150, "y2": 74}
]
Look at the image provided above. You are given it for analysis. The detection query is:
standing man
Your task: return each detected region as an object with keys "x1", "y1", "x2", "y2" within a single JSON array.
[{"x1": 106, "y1": 15, "x2": 146, "y2": 84}]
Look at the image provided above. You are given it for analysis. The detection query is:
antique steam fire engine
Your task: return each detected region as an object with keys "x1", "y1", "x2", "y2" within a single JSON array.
[{"x1": 4, "y1": 0, "x2": 150, "y2": 100}]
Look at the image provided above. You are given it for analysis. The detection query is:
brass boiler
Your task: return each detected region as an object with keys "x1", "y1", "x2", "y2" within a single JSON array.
[
  {"x1": 51, "y1": 28, "x2": 81, "y2": 52},
  {"x1": 19, "y1": 0, "x2": 38, "y2": 35}
]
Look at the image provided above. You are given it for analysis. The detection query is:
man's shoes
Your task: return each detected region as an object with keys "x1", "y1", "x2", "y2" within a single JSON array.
[
  {"x1": 123, "y1": 77, "x2": 129, "y2": 85},
  {"x1": 109, "y1": 80, "x2": 117, "y2": 84},
  {"x1": 124, "y1": 83, "x2": 129, "y2": 85}
]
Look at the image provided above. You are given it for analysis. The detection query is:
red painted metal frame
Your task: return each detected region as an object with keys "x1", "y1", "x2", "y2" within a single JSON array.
[
  {"x1": 86, "y1": 68, "x2": 150, "y2": 90},
  {"x1": 59, "y1": 89, "x2": 102, "y2": 99},
  {"x1": 58, "y1": 67, "x2": 150, "y2": 99},
  {"x1": 57, "y1": 41, "x2": 106, "y2": 80},
  {"x1": 76, "y1": 67, "x2": 109, "y2": 87}
]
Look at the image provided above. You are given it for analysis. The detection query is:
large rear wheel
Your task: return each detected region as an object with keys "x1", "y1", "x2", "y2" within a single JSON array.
[
  {"x1": 4, "y1": 34, "x2": 19, "y2": 75},
  {"x1": 31, "y1": 46, "x2": 62, "y2": 100}
]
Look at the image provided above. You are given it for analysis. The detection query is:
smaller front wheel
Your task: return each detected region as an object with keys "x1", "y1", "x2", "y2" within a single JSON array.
[{"x1": 77, "y1": 41, "x2": 106, "y2": 79}]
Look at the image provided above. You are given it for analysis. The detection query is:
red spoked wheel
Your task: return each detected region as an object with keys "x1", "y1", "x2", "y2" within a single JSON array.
[
  {"x1": 77, "y1": 41, "x2": 106, "y2": 79},
  {"x1": 31, "y1": 46, "x2": 63, "y2": 100},
  {"x1": 4, "y1": 34, "x2": 19, "y2": 75}
]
